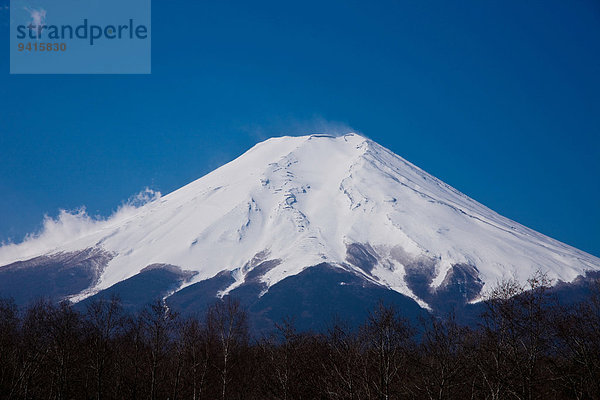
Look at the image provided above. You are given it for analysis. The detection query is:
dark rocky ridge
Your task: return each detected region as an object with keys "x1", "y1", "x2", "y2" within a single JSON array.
[
  {"x1": 0, "y1": 247, "x2": 112, "y2": 305},
  {"x1": 0, "y1": 246, "x2": 597, "y2": 333}
]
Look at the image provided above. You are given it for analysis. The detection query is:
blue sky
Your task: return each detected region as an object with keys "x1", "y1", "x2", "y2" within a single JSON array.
[{"x1": 0, "y1": 0, "x2": 599, "y2": 256}]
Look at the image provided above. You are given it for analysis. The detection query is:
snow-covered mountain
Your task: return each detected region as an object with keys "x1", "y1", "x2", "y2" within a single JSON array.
[{"x1": 0, "y1": 133, "x2": 598, "y2": 326}]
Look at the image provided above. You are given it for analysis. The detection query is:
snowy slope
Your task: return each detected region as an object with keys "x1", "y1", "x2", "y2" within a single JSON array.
[{"x1": 0, "y1": 133, "x2": 598, "y2": 308}]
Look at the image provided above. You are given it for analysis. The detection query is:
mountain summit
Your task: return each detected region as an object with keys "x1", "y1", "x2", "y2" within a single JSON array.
[{"x1": 1, "y1": 134, "x2": 598, "y2": 327}]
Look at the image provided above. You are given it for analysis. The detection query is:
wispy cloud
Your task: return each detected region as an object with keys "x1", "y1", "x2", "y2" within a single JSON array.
[
  {"x1": 239, "y1": 115, "x2": 363, "y2": 143},
  {"x1": 0, "y1": 188, "x2": 161, "y2": 266},
  {"x1": 24, "y1": 7, "x2": 46, "y2": 26}
]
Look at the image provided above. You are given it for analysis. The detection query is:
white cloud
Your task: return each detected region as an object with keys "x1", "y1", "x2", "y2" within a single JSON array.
[
  {"x1": 0, "y1": 188, "x2": 161, "y2": 266},
  {"x1": 24, "y1": 7, "x2": 46, "y2": 27},
  {"x1": 240, "y1": 116, "x2": 362, "y2": 143}
]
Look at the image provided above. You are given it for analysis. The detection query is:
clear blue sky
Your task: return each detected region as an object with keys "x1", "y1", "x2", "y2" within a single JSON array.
[{"x1": 0, "y1": 0, "x2": 599, "y2": 256}]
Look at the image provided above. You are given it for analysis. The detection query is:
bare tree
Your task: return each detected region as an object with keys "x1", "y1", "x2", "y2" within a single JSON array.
[
  {"x1": 46, "y1": 301, "x2": 83, "y2": 400},
  {"x1": 206, "y1": 297, "x2": 249, "y2": 400},
  {"x1": 84, "y1": 295, "x2": 124, "y2": 400},
  {"x1": 555, "y1": 279, "x2": 600, "y2": 399},
  {"x1": 478, "y1": 271, "x2": 557, "y2": 400},
  {"x1": 178, "y1": 317, "x2": 211, "y2": 400},
  {"x1": 140, "y1": 299, "x2": 177, "y2": 400},
  {"x1": 415, "y1": 313, "x2": 476, "y2": 400},
  {"x1": 321, "y1": 318, "x2": 368, "y2": 400},
  {"x1": 0, "y1": 298, "x2": 19, "y2": 400},
  {"x1": 361, "y1": 301, "x2": 413, "y2": 400}
]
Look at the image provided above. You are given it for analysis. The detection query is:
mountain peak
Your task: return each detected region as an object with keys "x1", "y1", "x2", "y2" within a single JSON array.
[{"x1": 1, "y1": 134, "x2": 599, "y2": 310}]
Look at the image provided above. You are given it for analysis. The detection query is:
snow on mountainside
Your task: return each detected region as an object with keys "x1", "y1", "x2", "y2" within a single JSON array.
[{"x1": 0, "y1": 133, "x2": 598, "y2": 309}]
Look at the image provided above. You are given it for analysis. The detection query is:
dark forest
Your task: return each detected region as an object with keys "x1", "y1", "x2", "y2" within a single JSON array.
[{"x1": 0, "y1": 273, "x2": 599, "y2": 400}]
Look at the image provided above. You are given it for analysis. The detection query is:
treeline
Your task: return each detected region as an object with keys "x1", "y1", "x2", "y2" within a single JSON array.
[{"x1": 0, "y1": 273, "x2": 599, "y2": 400}]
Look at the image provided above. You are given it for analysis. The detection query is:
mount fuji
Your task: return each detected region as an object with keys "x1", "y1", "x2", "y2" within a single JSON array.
[{"x1": 1, "y1": 133, "x2": 598, "y2": 329}]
